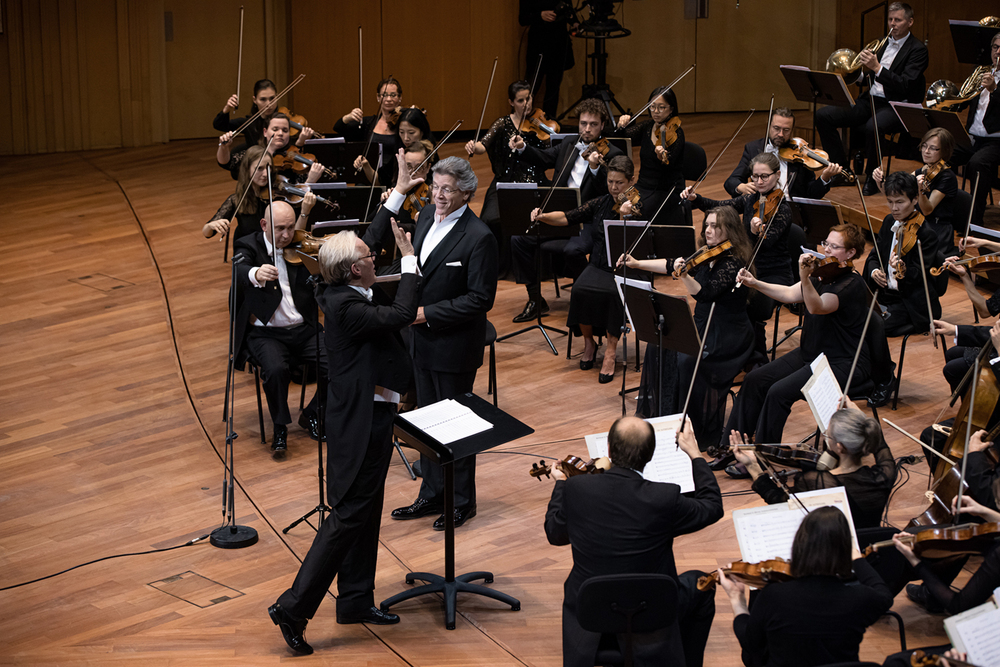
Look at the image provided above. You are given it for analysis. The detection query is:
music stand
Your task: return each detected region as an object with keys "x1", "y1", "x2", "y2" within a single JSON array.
[
  {"x1": 649, "y1": 226, "x2": 699, "y2": 270},
  {"x1": 306, "y1": 183, "x2": 384, "y2": 222},
  {"x1": 949, "y1": 20, "x2": 1000, "y2": 67},
  {"x1": 781, "y1": 65, "x2": 857, "y2": 145},
  {"x1": 303, "y1": 139, "x2": 382, "y2": 185},
  {"x1": 496, "y1": 184, "x2": 581, "y2": 354},
  {"x1": 790, "y1": 197, "x2": 844, "y2": 248},
  {"x1": 889, "y1": 102, "x2": 973, "y2": 150},
  {"x1": 380, "y1": 393, "x2": 532, "y2": 629}
]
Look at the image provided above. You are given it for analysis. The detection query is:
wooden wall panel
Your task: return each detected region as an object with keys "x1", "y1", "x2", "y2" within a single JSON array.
[{"x1": 75, "y1": 0, "x2": 122, "y2": 150}]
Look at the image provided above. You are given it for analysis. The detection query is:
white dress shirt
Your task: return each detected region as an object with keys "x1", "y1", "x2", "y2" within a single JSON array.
[
  {"x1": 420, "y1": 205, "x2": 468, "y2": 266},
  {"x1": 513, "y1": 140, "x2": 600, "y2": 189},
  {"x1": 871, "y1": 33, "x2": 910, "y2": 99},
  {"x1": 970, "y1": 70, "x2": 1000, "y2": 139},
  {"x1": 249, "y1": 235, "x2": 305, "y2": 328}
]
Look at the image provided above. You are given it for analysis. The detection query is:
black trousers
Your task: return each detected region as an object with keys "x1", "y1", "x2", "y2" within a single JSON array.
[
  {"x1": 952, "y1": 135, "x2": 1000, "y2": 229},
  {"x1": 815, "y1": 94, "x2": 902, "y2": 174},
  {"x1": 510, "y1": 233, "x2": 591, "y2": 299},
  {"x1": 246, "y1": 323, "x2": 328, "y2": 425},
  {"x1": 526, "y1": 48, "x2": 566, "y2": 119},
  {"x1": 276, "y1": 403, "x2": 396, "y2": 619},
  {"x1": 414, "y1": 367, "x2": 479, "y2": 509}
]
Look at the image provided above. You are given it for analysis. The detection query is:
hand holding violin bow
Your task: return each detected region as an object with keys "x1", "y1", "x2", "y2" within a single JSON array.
[
  {"x1": 342, "y1": 107, "x2": 364, "y2": 125},
  {"x1": 508, "y1": 134, "x2": 526, "y2": 152},
  {"x1": 679, "y1": 185, "x2": 697, "y2": 202},
  {"x1": 734, "y1": 267, "x2": 758, "y2": 289},
  {"x1": 223, "y1": 94, "x2": 240, "y2": 115}
]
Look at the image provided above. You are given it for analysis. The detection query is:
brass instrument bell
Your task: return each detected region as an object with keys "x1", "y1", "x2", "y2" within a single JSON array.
[{"x1": 826, "y1": 34, "x2": 890, "y2": 85}]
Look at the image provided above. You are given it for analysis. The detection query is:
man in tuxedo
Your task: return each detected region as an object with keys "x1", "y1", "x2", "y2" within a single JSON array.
[
  {"x1": 724, "y1": 107, "x2": 843, "y2": 199},
  {"x1": 233, "y1": 201, "x2": 327, "y2": 456},
  {"x1": 815, "y1": 2, "x2": 928, "y2": 195},
  {"x1": 545, "y1": 416, "x2": 722, "y2": 667},
  {"x1": 374, "y1": 151, "x2": 498, "y2": 531},
  {"x1": 268, "y1": 218, "x2": 419, "y2": 655},
  {"x1": 507, "y1": 98, "x2": 623, "y2": 322}
]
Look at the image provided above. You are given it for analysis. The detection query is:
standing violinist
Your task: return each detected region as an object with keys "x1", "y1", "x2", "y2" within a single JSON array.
[
  {"x1": 724, "y1": 107, "x2": 842, "y2": 199},
  {"x1": 217, "y1": 113, "x2": 324, "y2": 184},
  {"x1": 864, "y1": 171, "x2": 941, "y2": 405},
  {"x1": 613, "y1": 86, "x2": 687, "y2": 225},
  {"x1": 507, "y1": 98, "x2": 623, "y2": 323},
  {"x1": 618, "y1": 206, "x2": 754, "y2": 447},
  {"x1": 335, "y1": 77, "x2": 404, "y2": 149},
  {"x1": 681, "y1": 153, "x2": 792, "y2": 366},
  {"x1": 213, "y1": 78, "x2": 277, "y2": 150}
]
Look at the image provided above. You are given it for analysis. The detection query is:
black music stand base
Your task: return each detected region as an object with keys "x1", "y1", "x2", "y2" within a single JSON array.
[{"x1": 496, "y1": 319, "x2": 566, "y2": 356}]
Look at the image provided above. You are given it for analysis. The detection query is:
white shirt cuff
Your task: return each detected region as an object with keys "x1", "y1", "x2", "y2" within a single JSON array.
[
  {"x1": 400, "y1": 255, "x2": 418, "y2": 274},
  {"x1": 385, "y1": 189, "x2": 405, "y2": 214},
  {"x1": 249, "y1": 267, "x2": 264, "y2": 288}
]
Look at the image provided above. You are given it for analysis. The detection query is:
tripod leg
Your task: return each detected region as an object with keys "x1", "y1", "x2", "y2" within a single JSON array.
[{"x1": 395, "y1": 440, "x2": 416, "y2": 480}]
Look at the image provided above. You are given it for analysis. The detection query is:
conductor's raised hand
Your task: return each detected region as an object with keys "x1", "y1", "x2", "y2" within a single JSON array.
[
  {"x1": 394, "y1": 148, "x2": 424, "y2": 193},
  {"x1": 391, "y1": 218, "x2": 414, "y2": 257}
]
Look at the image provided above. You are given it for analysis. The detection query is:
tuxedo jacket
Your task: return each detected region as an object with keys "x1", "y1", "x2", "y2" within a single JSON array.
[
  {"x1": 315, "y1": 273, "x2": 419, "y2": 506},
  {"x1": 724, "y1": 138, "x2": 832, "y2": 200},
  {"x1": 364, "y1": 202, "x2": 498, "y2": 374},
  {"x1": 863, "y1": 213, "x2": 941, "y2": 330},
  {"x1": 859, "y1": 35, "x2": 929, "y2": 104},
  {"x1": 544, "y1": 461, "x2": 723, "y2": 610},
  {"x1": 232, "y1": 232, "x2": 319, "y2": 368},
  {"x1": 519, "y1": 136, "x2": 624, "y2": 203}
]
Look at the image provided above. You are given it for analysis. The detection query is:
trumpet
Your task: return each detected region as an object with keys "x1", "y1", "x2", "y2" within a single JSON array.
[{"x1": 826, "y1": 34, "x2": 890, "y2": 85}]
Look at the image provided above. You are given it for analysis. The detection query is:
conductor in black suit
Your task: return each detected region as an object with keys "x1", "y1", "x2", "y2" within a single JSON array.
[
  {"x1": 233, "y1": 201, "x2": 327, "y2": 456},
  {"x1": 814, "y1": 1, "x2": 928, "y2": 195},
  {"x1": 507, "y1": 98, "x2": 623, "y2": 323},
  {"x1": 724, "y1": 107, "x2": 842, "y2": 200},
  {"x1": 268, "y1": 218, "x2": 419, "y2": 655},
  {"x1": 374, "y1": 152, "x2": 499, "y2": 531},
  {"x1": 545, "y1": 416, "x2": 723, "y2": 667}
]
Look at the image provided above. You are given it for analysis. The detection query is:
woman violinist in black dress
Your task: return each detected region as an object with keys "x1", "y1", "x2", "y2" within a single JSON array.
[
  {"x1": 613, "y1": 86, "x2": 686, "y2": 225},
  {"x1": 217, "y1": 113, "x2": 324, "y2": 185},
  {"x1": 213, "y1": 78, "x2": 277, "y2": 151},
  {"x1": 620, "y1": 206, "x2": 754, "y2": 447},
  {"x1": 355, "y1": 107, "x2": 431, "y2": 186},
  {"x1": 335, "y1": 77, "x2": 404, "y2": 154}
]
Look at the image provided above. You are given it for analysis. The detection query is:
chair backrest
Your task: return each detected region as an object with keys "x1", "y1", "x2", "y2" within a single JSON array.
[
  {"x1": 954, "y1": 188, "x2": 972, "y2": 230},
  {"x1": 682, "y1": 142, "x2": 707, "y2": 182},
  {"x1": 577, "y1": 573, "x2": 678, "y2": 635},
  {"x1": 788, "y1": 223, "x2": 808, "y2": 262}
]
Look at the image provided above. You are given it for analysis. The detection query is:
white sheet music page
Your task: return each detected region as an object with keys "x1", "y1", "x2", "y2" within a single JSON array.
[
  {"x1": 802, "y1": 353, "x2": 844, "y2": 433},
  {"x1": 398, "y1": 399, "x2": 492, "y2": 445},
  {"x1": 733, "y1": 487, "x2": 857, "y2": 561},
  {"x1": 945, "y1": 599, "x2": 1000, "y2": 664},
  {"x1": 583, "y1": 413, "x2": 694, "y2": 492}
]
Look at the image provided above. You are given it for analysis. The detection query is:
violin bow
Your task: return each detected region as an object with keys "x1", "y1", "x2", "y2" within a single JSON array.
[
  {"x1": 687, "y1": 109, "x2": 756, "y2": 199},
  {"x1": 470, "y1": 57, "x2": 499, "y2": 157},
  {"x1": 233, "y1": 74, "x2": 305, "y2": 138},
  {"x1": 223, "y1": 135, "x2": 277, "y2": 253},
  {"x1": 358, "y1": 27, "x2": 363, "y2": 110},
  {"x1": 678, "y1": 302, "x2": 716, "y2": 438},
  {"x1": 410, "y1": 119, "x2": 463, "y2": 176},
  {"x1": 963, "y1": 173, "x2": 981, "y2": 243},
  {"x1": 526, "y1": 143, "x2": 580, "y2": 234},
  {"x1": 620, "y1": 64, "x2": 696, "y2": 129},
  {"x1": 954, "y1": 353, "x2": 979, "y2": 520},
  {"x1": 235, "y1": 6, "x2": 244, "y2": 109},
  {"x1": 362, "y1": 152, "x2": 383, "y2": 223},
  {"x1": 266, "y1": 164, "x2": 278, "y2": 267},
  {"x1": 916, "y1": 239, "x2": 939, "y2": 349},
  {"x1": 734, "y1": 172, "x2": 797, "y2": 291},
  {"x1": 868, "y1": 90, "x2": 884, "y2": 181},
  {"x1": 882, "y1": 419, "x2": 957, "y2": 467},
  {"x1": 854, "y1": 176, "x2": 885, "y2": 274},
  {"x1": 618, "y1": 186, "x2": 679, "y2": 262},
  {"x1": 839, "y1": 295, "x2": 879, "y2": 408},
  {"x1": 763, "y1": 94, "x2": 774, "y2": 149},
  {"x1": 357, "y1": 73, "x2": 393, "y2": 174}
]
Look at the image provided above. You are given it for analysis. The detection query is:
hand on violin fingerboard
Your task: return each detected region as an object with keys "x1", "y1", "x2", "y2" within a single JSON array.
[{"x1": 819, "y1": 163, "x2": 842, "y2": 182}]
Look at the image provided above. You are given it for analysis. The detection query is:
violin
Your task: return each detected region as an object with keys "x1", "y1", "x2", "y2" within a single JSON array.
[
  {"x1": 672, "y1": 240, "x2": 732, "y2": 278},
  {"x1": 910, "y1": 650, "x2": 983, "y2": 667},
  {"x1": 930, "y1": 252, "x2": 1000, "y2": 277},
  {"x1": 802, "y1": 255, "x2": 855, "y2": 282},
  {"x1": 753, "y1": 188, "x2": 783, "y2": 226},
  {"x1": 920, "y1": 160, "x2": 950, "y2": 194},
  {"x1": 613, "y1": 185, "x2": 642, "y2": 218},
  {"x1": 282, "y1": 229, "x2": 325, "y2": 264},
  {"x1": 272, "y1": 176, "x2": 339, "y2": 212},
  {"x1": 652, "y1": 117, "x2": 682, "y2": 164},
  {"x1": 778, "y1": 138, "x2": 856, "y2": 183},
  {"x1": 696, "y1": 558, "x2": 794, "y2": 591},
  {"x1": 519, "y1": 108, "x2": 560, "y2": 142},
  {"x1": 388, "y1": 105, "x2": 428, "y2": 126},
  {"x1": 403, "y1": 183, "x2": 430, "y2": 219},
  {"x1": 864, "y1": 522, "x2": 1000, "y2": 560},
  {"x1": 529, "y1": 455, "x2": 611, "y2": 480},
  {"x1": 581, "y1": 137, "x2": 612, "y2": 162},
  {"x1": 278, "y1": 106, "x2": 325, "y2": 140},
  {"x1": 736, "y1": 443, "x2": 839, "y2": 471},
  {"x1": 271, "y1": 147, "x2": 338, "y2": 181},
  {"x1": 890, "y1": 212, "x2": 926, "y2": 280}
]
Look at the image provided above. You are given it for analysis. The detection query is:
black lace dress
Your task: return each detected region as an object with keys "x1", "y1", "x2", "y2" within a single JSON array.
[
  {"x1": 478, "y1": 115, "x2": 548, "y2": 226},
  {"x1": 207, "y1": 193, "x2": 268, "y2": 242},
  {"x1": 612, "y1": 118, "x2": 686, "y2": 225}
]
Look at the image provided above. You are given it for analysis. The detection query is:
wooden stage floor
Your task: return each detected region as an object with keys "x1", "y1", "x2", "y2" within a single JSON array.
[{"x1": 1, "y1": 112, "x2": 995, "y2": 665}]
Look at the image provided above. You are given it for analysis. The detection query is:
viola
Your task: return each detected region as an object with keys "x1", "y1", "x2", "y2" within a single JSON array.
[
  {"x1": 271, "y1": 146, "x2": 338, "y2": 181},
  {"x1": 736, "y1": 443, "x2": 839, "y2": 471},
  {"x1": 802, "y1": 255, "x2": 855, "y2": 282},
  {"x1": 890, "y1": 212, "x2": 926, "y2": 280},
  {"x1": 529, "y1": 455, "x2": 611, "y2": 480},
  {"x1": 272, "y1": 176, "x2": 339, "y2": 212},
  {"x1": 652, "y1": 117, "x2": 682, "y2": 165},
  {"x1": 910, "y1": 649, "x2": 983, "y2": 667},
  {"x1": 518, "y1": 108, "x2": 560, "y2": 142},
  {"x1": 864, "y1": 522, "x2": 1000, "y2": 560},
  {"x1": 753, "y1": 188, "x2": 783, "y2": 226},
  {"x1": 278, "y1": 106, "x2": 325, "y2": 140},
  {"x1": 581, "y1": 137, "x2": 612, "y2": 162},
  {"x1": 672, "y1": 241, "x2": 732, "y2": 278},
  {"x1": 696, "y1": 558, "x2": 794, "y2": 591},
  {"x1": 920, "y1": 160, "x2": 950, "y2": 194},
  {"x1": 930, "y1": 252, "x2": 1000, "y2": 277},
  {"x1": 613, "y1": 185, "x2": 642, "y2": 218},
  {"x1": 778, "y1": 138, "x2": 856, "y2": 183},
  {"x1": 403, "y1": 183, "x2": 430, "y2": 219},
  {"x1": 282, "y1": 229, "x2": 325, "y2": 265}
]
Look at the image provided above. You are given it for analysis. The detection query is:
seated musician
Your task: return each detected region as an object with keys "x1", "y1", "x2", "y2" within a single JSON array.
[
  {"x1": 943, "y1": 237, "x2": 1000, "y2": 321},
  {"x1": 721, "y1": 224, "x2": 870, "y2": 461},
  {"x1": 681, "y1": 152, "x2": 793, "y2": 367},
  {"x1": 814, "y1": 2, "x2": 928, "y2": 196},
  {"x1": 213, "y1": 78, "x2": 277, "y2": 150},
  {"x1": 217, "y1": 113, "x2": 323, "y2": 184},
  {"x1": 730, "y1": 403, "x2": 895, "y2": 530},
  {"x1": 724, "y1": 107, "x2": 842, "y2": 199},
  {"x1": 528, "y1": 155, "x2": 637, "y2": 383},
  {"x1": 717, "y1": 506, "x2": 893, "y2": 667},
  {"x1": 335, "y1": 77, "x2": 403, "y2": 149},
  {"x1": 355, "y1": 107, "x2": 432, "y2": 186},
  {"x1": 544, "y1": 416, "x2": 722, "y2": 667},
  {"x1": 508, "y1": 98, "x2": 623, "y2": 323},
  {"x1": 233, "y1": 201, "x2": 328, "y2": 456},
  {"x1": 864, "y1": 171, "x2": 941, "y2": 406}
]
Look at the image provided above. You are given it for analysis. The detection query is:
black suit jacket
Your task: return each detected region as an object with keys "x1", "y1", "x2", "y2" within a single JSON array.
[
  {"x1": 863, "y1": 213, "x2": 941, "y2": 330},
  {"x1": 519, "y1": 136, "x2": 624, "y2": 203},
  {"x1": 859, "y1": 34, "x2": 929, "y2": 104},
  {"x1": 232, "y1": 233, "x2": 319, "y2": 368},
  {"x1": 724, "y1": 139, "x2": 832, "y2": 200},
  {"x1": 315, "y1": 273, "x2": 419, "y2": 506},
  {"x1": 365, "y1": 202, "x2": 498, "y2": 373}
]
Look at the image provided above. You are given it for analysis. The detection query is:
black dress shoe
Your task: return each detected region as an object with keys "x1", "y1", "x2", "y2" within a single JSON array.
[
  {"x1": 862, "y1": 177, "x2": 881, "y2": 197},
  {"x1": 512, "y1": 299, "x2": 549, "y2": 323},
  {"x1": 298, "y1": 411, "x2": 325, "y2": 441},
  {"x1": 906, "y1": 583, "x2": 945, "y2": 613},
  {"x1": 579, "y1": 357, "x2": 595, "y2": 370},
  {"x1": 268, "y1": 603, "x2": 313, "y2": 655},
  {"x1": 433, "y1": 506, "x2": 477, "y2": 531},
  {"x1": 708, "y1": 452, "x2": 736, "y2": 471},
  {"x1": 598, "y1": 372, "x2": 614, "y2": 384},
  {"x1": 337, "y1": 605, "x2": 400, "y2": 625},
  {"x1": 725, "y1": 463, "x2": 751, "y2": 479},
  {"x1": 867, "y1": 378, "x2": 897, "y2": 408},
  {"x1": 390, "y1": 497, "x2": 443, "y2": 520},
  {"x1": 271, "y1": 423, "x2": 288, "y2": 457}
]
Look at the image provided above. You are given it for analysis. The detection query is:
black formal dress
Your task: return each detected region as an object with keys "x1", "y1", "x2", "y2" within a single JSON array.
[
  {"x1": 519, "y1": 0, "x2": 575, "y2": 119},
  {"x1": 275, "y1": 269, "x2": 420, "y2": 620},
  {"x1": 951, "y1": 71, "x2": 1000, "y2": 230},
  {"x1": 333, "y1": 113, "x2": 399, "y2": 149},
  {"x1": 207, "y1": 193, "x2": 267, "y2": 243},
  {"x1": 233, "y1": 232, "x2": 328, "y2": 427},
  {"x1": 545, "y1": 462, "x2": 724, "y2": 667},
  {"x1": 213, "y1": 109, "x2": 265, "y2": 152},
  {"x1": 723, "y1": 138, "x2": 834, "y2": 201},
  {"x1": 916, "y1": 166, "x2": 959, "y2": 256},
  {"x1": 722, "y1": 270, "x2": 870, "y2": 447},
  {"x1": 612, "y1": 118, "x2": 686, "y2": 225},
  {"x1": 732, "y1": 558, "x2": 893, "y2": 667}
]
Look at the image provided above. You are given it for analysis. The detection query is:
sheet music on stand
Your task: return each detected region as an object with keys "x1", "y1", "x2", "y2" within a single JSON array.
[
  {"x1": 398, "y1": 399, "x2": 493, "y2": 445},
  {"x1": 945, "y1": 595, "x2": 1000, "y2": 666},
  {"x1": 733, "y1": 487, "x2": 858, "y2": 563},
  {"x1": 801, "y1": 353, "x2": 844, "y2": 433},
  {"x1": 583, "y1": 413, "x2": 694, "y2": 492}
]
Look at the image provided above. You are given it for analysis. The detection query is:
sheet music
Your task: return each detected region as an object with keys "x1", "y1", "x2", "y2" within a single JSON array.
[
  {"x1": 584, "y1": 413, "x2": 694, "y2": 492},
  {"x1": 398, "y1": 399, "x2": 492, "y2": 444},
  {"x1": 945, "y1": 600, "x2": 1000, "y2": 665},
  {"x1": 802, "y1": 353, "x2": 844, "y2": 432}
]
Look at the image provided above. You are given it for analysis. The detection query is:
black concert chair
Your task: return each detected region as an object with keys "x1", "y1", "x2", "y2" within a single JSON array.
[
  {"x1": 222, "y1": 353, "x2": 268, "y2": 445},
  {"x1": 889, "y1": 328, "x2": 948, "y2": 410},
  {"x1": 486, "y1": 320, "x2": 498, "y2": 408},
  {"x1": 682, "y1": 142, "x2": 707, "y2": 183},
  {"x1": 577, "y1": 573, "x2": 679, "y2": 667}
]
